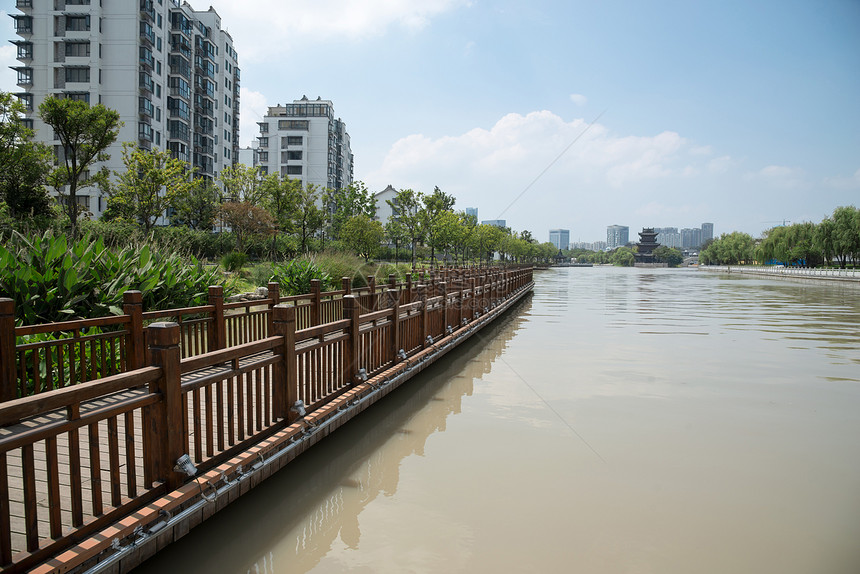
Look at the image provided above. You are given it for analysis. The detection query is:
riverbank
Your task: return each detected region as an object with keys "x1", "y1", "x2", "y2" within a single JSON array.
[{"x1": 700, "y1": 265, "x2": 859, "y2": 283}]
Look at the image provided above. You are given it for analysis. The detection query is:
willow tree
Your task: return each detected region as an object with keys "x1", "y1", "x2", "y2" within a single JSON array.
[{"x1": 38, "y1": 96, "x2": 121, "y2": 238}]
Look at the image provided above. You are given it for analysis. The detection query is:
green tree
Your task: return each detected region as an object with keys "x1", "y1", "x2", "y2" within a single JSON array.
[
  {"x1": 653, "y1": 246, "x2": 684, "y2": 267},
  {"x1": 700, "y1": 232, "x2": 755, "y2": 265},
  {"x1": 387, "y1": 189, "x2": 424, "y2": 267},
  {"x1": 341, "y1": 214, "x2": 384, "y2": 261},
  {"x1": 323, "y1": 181, "x2": 377, "y2": 240},
  {"x1": 385, "y1": 217, "x2": 408, "y2": 262},
  {"x1": 218, "y1": 201, "x2": 273, "y2": 253},
  {"x1": 38, "y1": 96, "x2": 122, "y2": 238},
  {"x1": 610, "y1": 246, "x2": 635, "y2": 266},
  {"x1": 218, "y1": 164, "x2": 264, "y2": 204},
  {"x1": 105, "y1": 143, "x2": 192, "y2": 234},
  {"x1": 171, "y1": 177, "x2": 221, "y2": 230},
  {"x1": 420, "y1": 186, "x2": 456, "y2": 265},
  {"x1": 260, "y1": 174, "x2": 300, "y2": 258},
  {"x1": 0, "y1": 93, "x2": 54, "y2": 220},
  {"x1": 292, "y1": 183, "x2": 324, "y2": 253},
  {"x1": 830, "y1": 206, "x2": 860, "y2": 268}
]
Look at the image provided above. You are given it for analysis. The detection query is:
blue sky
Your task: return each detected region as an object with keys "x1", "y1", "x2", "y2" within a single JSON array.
[{"x1": 2, "y1": 0, "x2": 859, "y2": 244}]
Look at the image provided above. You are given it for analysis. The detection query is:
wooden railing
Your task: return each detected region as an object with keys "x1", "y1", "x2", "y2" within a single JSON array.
[{"x1": 0, "y1": 266, "x2": 533, "y2": 572}]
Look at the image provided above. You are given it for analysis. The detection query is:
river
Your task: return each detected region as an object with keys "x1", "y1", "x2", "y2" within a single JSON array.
[{"x1": 133, "y1": 267, "x2": 860, "y2": 574}]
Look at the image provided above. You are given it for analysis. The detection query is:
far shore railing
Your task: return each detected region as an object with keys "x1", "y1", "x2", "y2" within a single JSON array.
[
  {"x1": 0, "y1": 266, "x2": 534, "y2": 574},
  {"x1": 0, "y1": 269, "x2": 501, "y2": 402},
  {"x1": 699, "y1": 265, "x2": 860, "y2": 280}
]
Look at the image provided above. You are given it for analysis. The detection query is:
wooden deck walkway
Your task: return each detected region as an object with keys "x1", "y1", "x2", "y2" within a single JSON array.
[
  {"x1": 1, "y1": 353, "x2": 275, "y2": 558},
  {"x1": 0, "y1": 267, "x2": 535, "y2": 573}
]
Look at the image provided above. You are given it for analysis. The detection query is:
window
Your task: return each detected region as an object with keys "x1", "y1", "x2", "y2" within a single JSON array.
[
  {"x1": 288, "y1": 151, "x2": 302, "y2": 160},
  {"x1": 65, "y1": 66, "x2": 90, "y2": 83},
  {"x1": 286, "y1": 166, "x2": 302, "y2": 175},
  {"x1": 66, "y1": 16, "x2": 90, "y2": 32},
  {"x1": 287, "y1": 136, "x2": 303, "y2": 146},
  {"x1": 65, "y1": 41, "x2": 90, "y2": 57}
]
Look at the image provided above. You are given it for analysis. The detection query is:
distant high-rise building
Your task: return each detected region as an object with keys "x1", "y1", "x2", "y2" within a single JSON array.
[
  {"x1": 606, "y1": 225, "x2": 629, "y2": 249},
  {"x1": 549, "y1": 229, "x2": 570, "y2": 250},
  {"x1": 255, "y1": 96, "x2": 353, "y2": 191},
  {"x1": 465, "y1": 207, "x2": 478, "y2": 220},
  {"x1": 701, "y1": 223, "x2": 714, "y2": 243},
  {"x1": 680, "y1": 228, "x2": 702, "y2": 249},
  {"x1": 482, "y1": 219, "x2": 506, "y2": 228},
  {"x1": 655, "y1": 227, "x2": 680, "y2": 248},
  {"x1": 10, "y1": 1, "x2": 240, "y2": 219}
]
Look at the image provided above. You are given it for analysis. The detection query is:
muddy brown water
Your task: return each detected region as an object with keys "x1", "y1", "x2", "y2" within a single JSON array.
[{"x1": 133, "y1": 267, "x2": 860, "y2": 574}]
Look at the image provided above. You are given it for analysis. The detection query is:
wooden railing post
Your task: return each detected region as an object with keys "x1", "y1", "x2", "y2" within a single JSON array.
[
  {"x1": 267, "y1": 282, "x2": 280, "y2": 337},
  {"x1": 272, "y1": 305, "x2": 296, "y2": 423},
  {"x1": 388, "y1": 273, "x2": 397, "y2": 291},
  {"x1": 122, "y1": 290, "x2": 145, "y2": 371},
  {"x1": 343, "y1": 295, "x2": 360, "y2": 387},
  {"x1": 0, "y1": 298, "x2": 16, "y2": 402},
  {"x1": 147, "y1": 323, "x2": 185, "y2": 490},
  {"x1": 387, "y1": 289, "x2": 400, "y2": 364},
  {"x1": 310, "y1": 279, "x2": 321, "y2": 326},
  {"x1": 406, "y1": 274, "x2": 413, "y2": 303},
  {"x1": 208, "y1": 285, "x2": 226, "y2": 352},
  {"x1": 342, "y1": 276, "x2": 352, "y2": 295}
]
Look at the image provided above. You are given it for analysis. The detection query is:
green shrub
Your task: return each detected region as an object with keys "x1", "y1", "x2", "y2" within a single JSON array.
[
  {"x1": 248, "y1": 263, "x2": 274, "y2": 287},
  {"x1": 270, "y1": 259, "x2": 332, "y2": 296},
  {"x1": 221, "y1": 251, "x2": 248, "y2": 273},
  {"x1": 0, "y1": 230, "x2": 226, "y2": 324}
]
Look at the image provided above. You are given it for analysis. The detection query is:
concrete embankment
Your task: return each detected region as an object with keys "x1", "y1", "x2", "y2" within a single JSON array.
[{"x1": 700, "y1": 265, "x2": 859, "y2": 283}]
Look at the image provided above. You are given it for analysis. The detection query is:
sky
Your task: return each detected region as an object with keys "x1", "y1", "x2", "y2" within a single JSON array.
[{"x1": 1, "y1": 0, "x2": 859, "y2": 244}]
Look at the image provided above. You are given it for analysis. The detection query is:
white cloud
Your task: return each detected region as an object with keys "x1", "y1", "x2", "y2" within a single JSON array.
[
  {"x1": 569, "y1": 93, "x2": 588, "y2": 106},
  {"x1": 238, "y1": 88, "x2": 269, "y2": 147},
  {"x1": 749, "y1": 165, "x2": 806, "y2": 189},
  {"x1": 365, "y1": 110, "x2": 712, "y2": 234},
  {"x1": 208, "y1": 0, "x2": 470, "y2": 61}
]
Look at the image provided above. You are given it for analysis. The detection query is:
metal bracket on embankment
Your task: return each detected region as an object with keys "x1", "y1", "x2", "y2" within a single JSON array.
[{"x1": 48, "y1": 281, "x2": 533, "y2": 574}]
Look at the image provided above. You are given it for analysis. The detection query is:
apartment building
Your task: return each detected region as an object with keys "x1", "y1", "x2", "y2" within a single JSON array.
[
  {"x1": 10, "y1": 0, "x2": 240, "y2": 218},
  {"x1": 254, "y1": 96, "x2": 353, "y2": 192}
]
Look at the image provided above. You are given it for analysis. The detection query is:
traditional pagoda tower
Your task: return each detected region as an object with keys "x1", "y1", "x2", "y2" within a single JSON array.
[{"x1": 635, "y1": 228, "x2": 661, "y2": 265}]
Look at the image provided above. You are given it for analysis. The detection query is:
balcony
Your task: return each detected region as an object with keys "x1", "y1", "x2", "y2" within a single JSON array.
[
  {"x1": 13, "y1": 15, "x2": 33, "y2": 34},
  {"x1": 13, "y1": 41, "x2": 33, "y2": 61},
  {"x1": 140, "y1": 0, "x2": 155, "y2": 21},
  {"x1": 139, "y1": 98, "x2": 154, "y2": 118},
  {"x1": 139, "y1": 72, "x2": 154, "y2": 94},
  {"x1": 14, "y1": 67, "x2": 33, "y2": 86},
  {"x1": 139, "y1": 48, "x2": 155, "y2": 70},
  {"x1": 140, "y1": 23, "x2": 155, "y2": 46}
]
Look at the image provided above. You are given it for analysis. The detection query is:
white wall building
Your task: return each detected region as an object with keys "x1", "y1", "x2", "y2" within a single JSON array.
[
  {"x1": 254, "y1": 96, "x2": 353, "y2": 192},
  {"x1": 10, "y1": 0, "x2": 240, "y2": 218},
  {"x1": 374, "y1": 184, "x2": 397, "y2": 226}
]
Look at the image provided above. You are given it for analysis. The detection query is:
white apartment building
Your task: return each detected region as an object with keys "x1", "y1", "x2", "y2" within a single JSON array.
[
  {"x1": 255, "y1": 96, "x2": 353, "y2": 191},
  {"x1": 10, "y1": 0, "x2": 240, "y2": 218}
]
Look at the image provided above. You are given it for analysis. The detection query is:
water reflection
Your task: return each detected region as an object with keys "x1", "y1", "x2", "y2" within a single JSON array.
[
  {"x1": 133, "y1": 297, "x2": 531, "y2": 574},
  {"x1": 133, "y1": 269, "x2": 860, "y2": 574}
]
